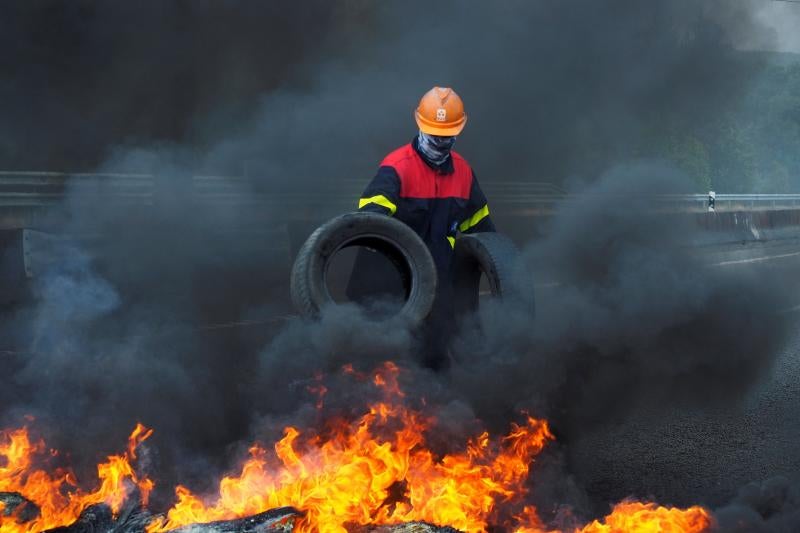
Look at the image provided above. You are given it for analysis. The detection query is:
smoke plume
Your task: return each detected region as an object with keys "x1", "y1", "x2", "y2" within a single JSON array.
[{"x1": 0, "y1": 0, "x2": 797, "y2": 526}]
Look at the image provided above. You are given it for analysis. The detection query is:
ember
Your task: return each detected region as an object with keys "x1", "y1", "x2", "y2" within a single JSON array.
[{"x1": 0, "y1": 363, "x2": 713, "y2": 533}]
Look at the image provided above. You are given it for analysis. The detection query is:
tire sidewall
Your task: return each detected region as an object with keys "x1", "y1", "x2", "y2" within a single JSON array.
[{"x1": 291, "y1": 212, "x2": 437, "y2": 324}]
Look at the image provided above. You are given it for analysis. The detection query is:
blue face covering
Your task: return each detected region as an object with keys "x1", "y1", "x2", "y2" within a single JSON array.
[{"x1": 417, "y1": 131, "x2": 456, "y2": 165}]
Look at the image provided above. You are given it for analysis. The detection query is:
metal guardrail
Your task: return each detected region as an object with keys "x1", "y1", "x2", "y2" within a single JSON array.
[
  {"x1": 1, "y1": 171, "x2": 799, "y2": 213},
  {"x1": 685, "y1": 194, "x2": 800, "y2": 211}
]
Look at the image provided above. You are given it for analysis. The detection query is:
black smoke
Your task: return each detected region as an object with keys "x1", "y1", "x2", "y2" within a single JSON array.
[
  {"x1": 0, "y1": 0, "x2": 797, "y2": 528},
  {"x1": 0, "y1": 1, "x2": 347, "y2": 171},
  {"x1": 714, "y1": 477, "x2": 800, "y2": 532},
  {"x1": 448, "y1": 164, "x2": 795, "y2": 520},
  {"x1": 453, "y1": 164, "x2": 790, "y2": 425},
  {"x1": 0, "y1": 1, "x2": 777, "y2": 185}
]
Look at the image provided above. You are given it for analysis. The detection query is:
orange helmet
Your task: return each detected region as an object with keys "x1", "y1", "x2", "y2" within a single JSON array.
[{"x1": 414, "y1": 87, "x2": 467, "y2": 136}]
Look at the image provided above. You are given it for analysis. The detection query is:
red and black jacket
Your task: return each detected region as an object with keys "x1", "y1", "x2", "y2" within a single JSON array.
[{"x1": 358, "y1": 138, "x2": 495, "y2": 278}]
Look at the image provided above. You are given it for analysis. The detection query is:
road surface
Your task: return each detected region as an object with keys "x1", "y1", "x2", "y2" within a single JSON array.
[{"x1": 565, "y1": 237, "x2": 800, "y2": 510}]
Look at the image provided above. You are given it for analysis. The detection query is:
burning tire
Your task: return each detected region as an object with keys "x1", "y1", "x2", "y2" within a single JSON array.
[
  {"x1": 290, "y1": 212, "x2": 437, "y2": 324},
  {"x1": 452, "y1": 232, "x2": 535, "y2": 317}
]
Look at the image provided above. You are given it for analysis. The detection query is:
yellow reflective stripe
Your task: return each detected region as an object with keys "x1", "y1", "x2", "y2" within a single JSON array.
[
  {"x1": 447, "y1": 236, "x2": 455, "y2": 248},
  {"x1": 459, "y1": 204, "x2": 490, "y2": 232},
  {"x1": 358, "y1": 195, "x2": 397, "y2": 215}
]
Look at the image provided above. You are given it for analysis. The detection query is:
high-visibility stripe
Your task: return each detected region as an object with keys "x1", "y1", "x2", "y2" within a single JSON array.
[
  {"x1": 358, "y1": 195, "x2": 397, "y2": 215},
  {"x1": 447, "y1": 236, "x2": 455, "y2": 248},
  {"x1": 459, "y1": 204, "x2": 489, "y2": 232}
]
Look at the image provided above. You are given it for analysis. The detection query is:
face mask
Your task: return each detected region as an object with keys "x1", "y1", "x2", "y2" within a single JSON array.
[{"x1": 417, "y1": 131, "x2": 456, "y2": 165}]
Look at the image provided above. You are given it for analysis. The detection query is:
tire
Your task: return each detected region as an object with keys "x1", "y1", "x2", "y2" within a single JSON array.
[
  {"x1": 452, "y1": 232, "x2": 535, "y2": 317},
  {"x1": 290, "y1": 212, "x2": 437, "y2": 325}
]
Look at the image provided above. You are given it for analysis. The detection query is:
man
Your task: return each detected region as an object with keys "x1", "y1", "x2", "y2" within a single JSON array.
[{"x1": 352, "y1": 86, "x2": 495, "y2": 367}]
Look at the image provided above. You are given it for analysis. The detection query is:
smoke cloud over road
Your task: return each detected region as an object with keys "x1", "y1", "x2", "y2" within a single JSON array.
[
  {"x1": 0, "y1": 1, "x2": 780, "y2": 184},
  {"x1": 1, "y1": 0, "x2": 798, "y2": 528},
  {"x1": 447, "y1": 165, "x2": 795, "y2": 519}
]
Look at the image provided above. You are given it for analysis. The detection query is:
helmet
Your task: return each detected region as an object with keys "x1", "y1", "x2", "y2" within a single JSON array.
[{"x1": 414, "y1": 87, "x2": 467, "y2": 136}]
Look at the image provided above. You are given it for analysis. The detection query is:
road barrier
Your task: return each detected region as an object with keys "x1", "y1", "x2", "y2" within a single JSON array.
[{"x1": 2, "y1": 170, "x2": 800, "y2": 230}]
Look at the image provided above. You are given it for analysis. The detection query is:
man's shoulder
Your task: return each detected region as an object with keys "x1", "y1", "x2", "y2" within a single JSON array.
[
  {"x1": 450, "y1": 150, "x2": 473, "y2": 178},
  {"x1": 450, "y1": 149, "x2": 470, "y2": 167},
  {"x1": 380, "y1": 143, "x2": 417, "y2": 168}
]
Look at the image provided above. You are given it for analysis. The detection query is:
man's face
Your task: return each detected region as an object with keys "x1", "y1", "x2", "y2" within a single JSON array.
[{"x1": 426, "y1": 134, "x2": 456, "y2": 151}]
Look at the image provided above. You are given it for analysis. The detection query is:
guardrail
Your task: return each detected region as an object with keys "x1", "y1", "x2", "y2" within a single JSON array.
[
  {"x1": 667, "y1": 194, "x2": 800, "y2": 212},
  {"x1": 0, "y1": 171, "x2": 799, "y2": 214}
]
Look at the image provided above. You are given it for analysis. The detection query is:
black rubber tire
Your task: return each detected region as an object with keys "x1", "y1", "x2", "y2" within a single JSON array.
[
  {"x1": 452, "y1": 232, "x2": 535, "y2": 317},
  {"x1": 290, "y1": 212, "x2": 437, "y2": 325}
]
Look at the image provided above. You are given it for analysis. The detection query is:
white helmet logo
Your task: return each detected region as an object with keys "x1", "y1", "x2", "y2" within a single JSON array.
[{"x1": 436, "y1": 108, "x2": 447, "y2": 122}]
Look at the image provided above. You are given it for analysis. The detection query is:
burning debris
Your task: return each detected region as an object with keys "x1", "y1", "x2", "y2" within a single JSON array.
[
  {"x1": 32, "y1": 504, "x2": 300, "y2": 533},
  {"x1": 0, "y1": 492, "x2": 39, "y2": 524},
  {"x1": 163, "y1": 507, "x2": 302, "y2": 533},
  {"x1": 352, "y1": 525, "x2": 460, "y2": 533},
  {"x1": 1, "y1": 364, "x2": 712, "y2": 533},
  {"x1": 41, "y1": 502, "x2": 149, "y2": 533},
  {"x1": 0, "y1": 422, "x2": 154, "y2": 533}
]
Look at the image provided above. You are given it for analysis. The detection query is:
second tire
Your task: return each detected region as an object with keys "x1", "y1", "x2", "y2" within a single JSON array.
[{"x1": 452, "y1": 232, "x2": 535, "y2": 317}]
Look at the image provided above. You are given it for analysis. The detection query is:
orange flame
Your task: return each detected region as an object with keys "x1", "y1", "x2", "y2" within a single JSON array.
[
  {"x1": 575, "y1": 501, "x2": 712, "y2": 533},
  {"x1": 0, "y1": 423, "x2": 153, "y2": 533},
  {"x1": 145, "y1": 363, "x2": 711, "y2": 533},
  {"x1": 1, "y1": 363, "x2": 714, "y2": 533},
  {"x1": 147, "y1": 363, "x2": 554, "y2": 533},
  {"x1": 512, "y1": 500, "x2": 712, "y2": 533}
]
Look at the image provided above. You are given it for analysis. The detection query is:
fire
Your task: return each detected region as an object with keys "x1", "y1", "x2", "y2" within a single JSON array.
[
  {"x1": 145, "y1": 363, "x2": 711, "y2": 533},
  {"x1": 1, "y1": 363, "x2": 714, "y2": 533},
  {"x1": 575, "y1": 501, "x2": 712, "y2": 533},
  {"x1": 511, "y1": 501, "x2": 712, "y2": 533},
  {"x1": 0, "y1": 423, "x2": 153, "y2": 533},
  {"x1": 148, "y1": 363, "x2": 554, "y2": 533}
]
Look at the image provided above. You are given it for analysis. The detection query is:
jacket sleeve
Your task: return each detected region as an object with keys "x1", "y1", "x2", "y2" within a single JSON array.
[
  {"x1": 459, "y1": 171, "x2": 496, "y2": 233},
  {"x1": 358, "y1": 166, "x2": 400, "y2": 216}
]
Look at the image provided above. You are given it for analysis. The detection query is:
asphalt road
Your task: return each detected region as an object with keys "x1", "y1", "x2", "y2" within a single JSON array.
[{"x1": 565, "y1": 238, "x2": 800, "y2": 510}]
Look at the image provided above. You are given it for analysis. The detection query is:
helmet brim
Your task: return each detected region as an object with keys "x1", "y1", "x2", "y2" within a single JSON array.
[{"x1": 415, "y1": 111, "x2": 467, "y2": 137}]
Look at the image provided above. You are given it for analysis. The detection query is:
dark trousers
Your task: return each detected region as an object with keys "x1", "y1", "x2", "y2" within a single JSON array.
[
  {"x1": 348, "y1": 249, "x2": 454, "y2": 371},
  {"x1": 418, "y1": 281, "x2": 455, "y2": 371}
]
